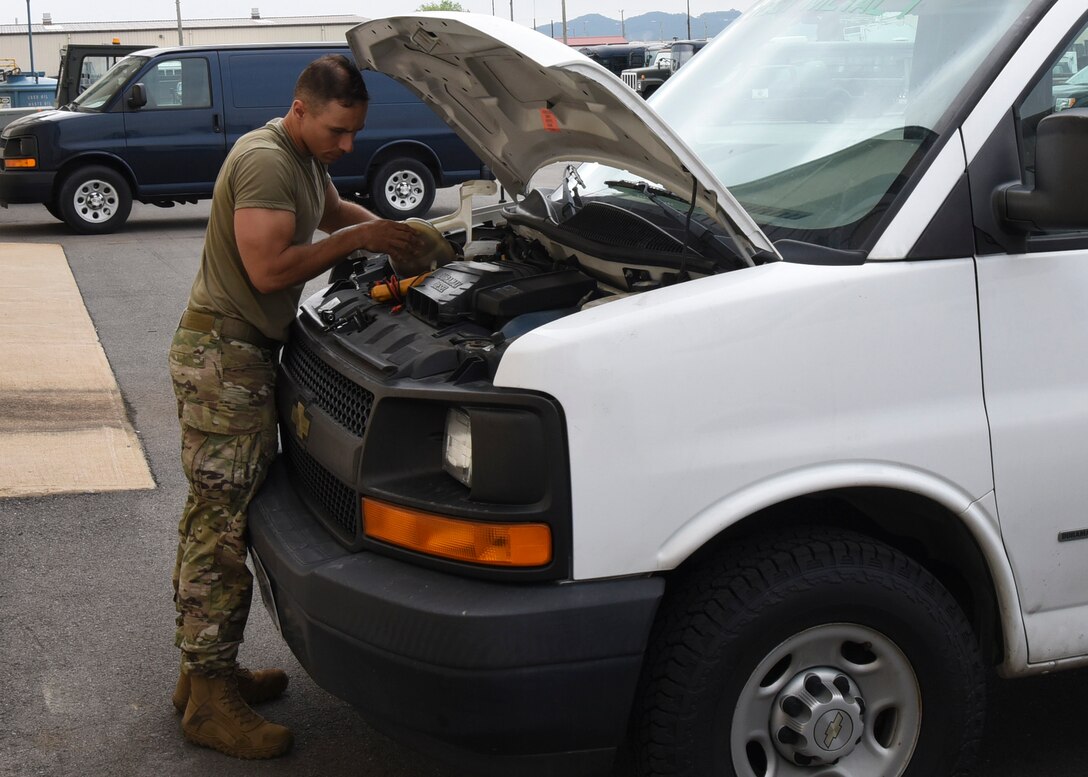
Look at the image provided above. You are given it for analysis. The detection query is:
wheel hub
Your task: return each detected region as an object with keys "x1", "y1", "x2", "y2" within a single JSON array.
[
  {"x1": 75, "y1": 180, "x2": 116, "y2": 221},
  {"x1": 386, "y1": 171, "x2": 422, "y2": 209},
  {"x1": 769, "y1": 667, "x2": 865, "y2": 766}
]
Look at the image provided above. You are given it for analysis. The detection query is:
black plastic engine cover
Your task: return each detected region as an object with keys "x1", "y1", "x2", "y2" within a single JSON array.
[
  {"x1": 475, "y1": 270, "x2": 596, "y2": 319},
  {"x1": 407, "y1": 261, "x2": 539, "y2": 326}
]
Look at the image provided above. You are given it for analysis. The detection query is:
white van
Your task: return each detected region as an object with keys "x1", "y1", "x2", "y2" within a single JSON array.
[{"x1": 247, "y1": 2, "x2": 1088, "y2": 776}]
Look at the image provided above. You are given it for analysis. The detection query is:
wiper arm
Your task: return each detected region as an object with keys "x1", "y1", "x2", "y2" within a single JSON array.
[
  {"x1": 605, "y1": 178, "x2": 678, "y2": 203},
  {"x1": 605, "y1": 179, "x2": 701, "y2": 231},
  {"x1": 605, "y1": 179, "x2": 710, "y2": 273}
]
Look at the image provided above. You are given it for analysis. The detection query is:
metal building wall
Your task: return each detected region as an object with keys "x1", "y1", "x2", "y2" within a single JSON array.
[{"x1": 0, "y1": 18, "x2": 364, "y2": 77}]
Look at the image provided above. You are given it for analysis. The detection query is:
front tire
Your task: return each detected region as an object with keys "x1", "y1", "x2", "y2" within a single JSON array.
[
  {"x1": 367, "y1": 156, "x2": 435, "y2": 220},
  {"x1": 57, "y1": 165, "x2": 132, "y2": 234},
  {"x1": 44, "y1": 199, "x2": 63, "y2": 222},
  {"x1": 635, "y1": 528, "x2": 985, "y2": 777}
]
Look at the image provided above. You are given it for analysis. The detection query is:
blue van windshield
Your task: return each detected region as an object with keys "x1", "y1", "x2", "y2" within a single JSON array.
[{"x1": 72, "y1": 56, "x2": 147, "y2": 110}]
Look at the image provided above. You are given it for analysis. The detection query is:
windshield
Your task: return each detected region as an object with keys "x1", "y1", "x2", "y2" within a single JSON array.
[
  {"x1": 72, "y1": 56, "x2": 147, "y2": 110},
  {"x1": 576, "y1": 0, "x2": 1035, "y2": 251}
]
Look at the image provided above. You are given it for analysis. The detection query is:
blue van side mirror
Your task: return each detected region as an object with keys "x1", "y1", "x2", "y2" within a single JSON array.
[
  {"x1": 127, "y1": 83, "x2": 148, "y2": 109},
  {"x1": 997, "y1": 108, "x2": 1088, "y2": 232}
]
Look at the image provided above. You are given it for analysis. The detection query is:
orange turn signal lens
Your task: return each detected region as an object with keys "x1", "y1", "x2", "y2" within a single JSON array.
[
  {"x1": 5, "y1": 158, "x2": 37, "y2": 169},
  {"x1": 362, "y1": 498, "x2": 552, "y2": 567}
]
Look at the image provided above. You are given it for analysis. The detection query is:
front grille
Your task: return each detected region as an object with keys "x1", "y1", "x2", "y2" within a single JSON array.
[
  {"x1": 283, "y1": 337, "x2": 374, "y2": 437},
  {"x1": 282, "y1": 433, "x2": 359, "y2": 538},
  {"x1": 623, "y1": 73, "x2": 638, "y2": 90}
]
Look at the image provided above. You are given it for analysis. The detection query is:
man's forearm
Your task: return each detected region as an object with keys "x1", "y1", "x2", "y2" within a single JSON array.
[
  {"x1": 238, "y1": 206, "x2": 421, "y2": 294},
  {"x1": 256, "y1": 229, "x2": 367, "y2": 291},
  {"x1": 325, "y1": 196, "x2": 381, "y2": 232}
]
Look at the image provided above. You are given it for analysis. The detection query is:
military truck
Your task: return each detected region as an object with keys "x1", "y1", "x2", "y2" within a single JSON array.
[
  {"x1": 621, "y1": 39, "x2": 708, "y2": 98},
  {"x1": 55, "y1": 44, "x2": 144, "y2": 106}
]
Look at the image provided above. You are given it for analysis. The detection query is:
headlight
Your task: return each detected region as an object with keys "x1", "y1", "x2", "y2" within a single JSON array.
[
  {"x1": 1056, "y1": 97, "x2": 1077, "y2": 111},
  {"x1": 2, "y1": 135, "x2": 38, "y2": 169},
  {"x1": 443, "y1": 408, "x2": 472, "y2": 487}
]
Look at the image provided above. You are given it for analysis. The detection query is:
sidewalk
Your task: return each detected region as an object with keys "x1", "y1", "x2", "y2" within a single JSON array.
[{"x1": 0, "y1": 242, "x2": 154, "y2": 497}]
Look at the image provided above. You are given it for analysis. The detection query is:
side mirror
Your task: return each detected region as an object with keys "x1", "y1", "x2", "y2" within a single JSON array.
[
  {"x1": 127, "y1": 83, "x2": 147, "y2": 109},
  {"x1": 997, "y1": 108, "x2": 1088, "y2": 232}
]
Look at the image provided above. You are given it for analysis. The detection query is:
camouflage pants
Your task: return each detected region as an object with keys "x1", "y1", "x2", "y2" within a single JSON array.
[{"x1": 169, "y1": 323, "x2": 278, "y2": 676}]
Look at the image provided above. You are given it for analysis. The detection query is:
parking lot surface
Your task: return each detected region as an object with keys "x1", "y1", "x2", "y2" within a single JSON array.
[{"x1": 0, "y1": 192, "x2": 1086, "y2": 777}]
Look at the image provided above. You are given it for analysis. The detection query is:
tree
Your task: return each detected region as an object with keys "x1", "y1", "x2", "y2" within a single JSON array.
[{"x1": 417, "y1": 0, "x2": 465, "y2": 10}]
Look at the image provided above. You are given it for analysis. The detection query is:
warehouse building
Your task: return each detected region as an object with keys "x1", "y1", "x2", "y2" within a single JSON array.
[{"x1": 0, "y1": 11, "x2": 366, "y2": 78}]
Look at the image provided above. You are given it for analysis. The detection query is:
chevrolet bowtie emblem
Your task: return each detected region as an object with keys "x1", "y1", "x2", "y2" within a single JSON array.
[
  {"x1": 823, "y1": 711, "x2": 845, "y2": 749},
  {"x1": 291, "y1": 400, "x2": 311, "y2": 441}
]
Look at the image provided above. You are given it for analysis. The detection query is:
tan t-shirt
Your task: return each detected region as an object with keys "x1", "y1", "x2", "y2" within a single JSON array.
[{"x1": 188, "y1": 118, "x2": 330, "y2": 342}]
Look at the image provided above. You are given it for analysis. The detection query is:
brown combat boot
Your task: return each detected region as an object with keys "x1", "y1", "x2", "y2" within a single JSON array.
[
  {"x1": 172, "y1": 665, "x2": 289, "y2": 713},
  {"x1": 181, "y1": 673, "x2": 293, "y2": 759}
]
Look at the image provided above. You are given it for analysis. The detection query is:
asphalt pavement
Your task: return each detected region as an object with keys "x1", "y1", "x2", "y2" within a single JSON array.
[{"x1": 1, "y1": 191, "x2": 1086, "y2": 777}]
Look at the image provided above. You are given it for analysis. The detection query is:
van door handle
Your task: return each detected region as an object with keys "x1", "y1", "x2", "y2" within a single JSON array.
[{"x1": 212, "y1": 113, "x2": 222, "y2": 133}]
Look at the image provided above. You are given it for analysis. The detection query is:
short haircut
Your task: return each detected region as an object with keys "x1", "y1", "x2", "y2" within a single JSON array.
[{"x1": 294, "y1": 54, "x2": 369, "y2": 109}]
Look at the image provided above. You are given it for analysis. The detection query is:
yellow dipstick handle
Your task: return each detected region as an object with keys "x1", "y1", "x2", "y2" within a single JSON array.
[{"x1": 370, "y1": 273, "x2": 431, "y2": 303}]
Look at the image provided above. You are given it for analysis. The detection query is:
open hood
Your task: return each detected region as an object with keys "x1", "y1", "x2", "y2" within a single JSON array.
[{"x1": 348, "y1": 13, "x2": 778, "y2": 260}]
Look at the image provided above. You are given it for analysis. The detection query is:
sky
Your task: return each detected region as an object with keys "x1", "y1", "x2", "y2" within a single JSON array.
[{"x1": 9, "y1": 0, "x2": 757, "y2": 34}]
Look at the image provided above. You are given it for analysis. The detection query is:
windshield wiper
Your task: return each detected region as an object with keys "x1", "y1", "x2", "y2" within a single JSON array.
[
  {"x1": 606, "y1": 178, "x2": 710, "y2": 279},
  {"x1": 605, "y1": 179, "x2": 703, "y2": 231},
  {"x1": 605, "y1": 178, "x2": 681, "y2": 204}
]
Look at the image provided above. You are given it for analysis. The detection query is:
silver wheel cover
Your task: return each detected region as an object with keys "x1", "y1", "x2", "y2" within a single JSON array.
[
  {"x1": 383, "y1": 168, "x2": 426, "y2": 212},
  {"x1": 731, "y1": 623, "x2": 921, "y2": 777},
  {"x1": 71, "y1": 178, "x2": 120, "y2": 225}
]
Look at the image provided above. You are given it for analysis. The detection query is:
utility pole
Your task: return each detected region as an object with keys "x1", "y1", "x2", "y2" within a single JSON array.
[
  {"x1": 176, "y1": 0, "x2": 184, "y2": 45},
  {"x1": 620, "y1": 9, "x2": 625, "y2": 39},
  {"x1": 562, "y1": 0, "x2": 568, "y2": 43},
  {"x1": 509, "y1": 0, "x2": 513, "y2": 22},
  {"x1": 25, "y1": 0, "x2": 37, "y2": 83},
  {"x1": 686, "y1": 0, "x2": 691, "y2": 39}
]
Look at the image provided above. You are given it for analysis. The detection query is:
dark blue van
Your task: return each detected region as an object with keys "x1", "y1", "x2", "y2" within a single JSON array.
[{"x1": 0, "y1": 43, "x2": 489, "y2": 233}]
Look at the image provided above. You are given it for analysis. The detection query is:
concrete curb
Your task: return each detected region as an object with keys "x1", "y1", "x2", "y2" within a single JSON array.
[{"x1": 0, "y1": 242, "x2": 155, "y2": 497}]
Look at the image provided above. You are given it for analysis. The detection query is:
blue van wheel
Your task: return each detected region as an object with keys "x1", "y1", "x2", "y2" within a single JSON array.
[
  {"x1": 58, "y1": 165, "x2": 132, "y2": 234},
  {"x1": 369, "y1": 157, "x2": 436, "y2": 220}
]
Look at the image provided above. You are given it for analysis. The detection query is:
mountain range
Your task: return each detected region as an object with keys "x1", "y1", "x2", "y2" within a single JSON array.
[{"x1": 534, "y1": 10, "x2": 742, "y2": 42}]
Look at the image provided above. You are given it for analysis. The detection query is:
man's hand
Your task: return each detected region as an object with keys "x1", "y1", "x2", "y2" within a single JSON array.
[{"x1": 345, "y1": 219, "x2": 422, "y2": 257}]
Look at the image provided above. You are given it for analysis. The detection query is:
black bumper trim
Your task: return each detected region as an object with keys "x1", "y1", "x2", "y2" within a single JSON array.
[
  {"x1": 248, "y1": 460, "x2": 664, "y2": 774},
  {"x1": 0, "y1": 169, "x2": 55, "y2": 204}
]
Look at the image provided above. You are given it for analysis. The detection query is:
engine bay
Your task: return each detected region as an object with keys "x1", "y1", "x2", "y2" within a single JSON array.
[{"x1": 297, "y1": 190, "x2": 753, "y2": 384}]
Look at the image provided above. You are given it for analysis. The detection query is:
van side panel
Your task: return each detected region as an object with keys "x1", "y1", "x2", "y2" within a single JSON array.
[
  {"x1": 220, "y1": 48, "x2": 484, "y2": 194},
  {"x1": 121, "y1": 52, "x2": 227, "y2": 197},
  {"x1": 220, "y1": 48, "x2": 328, "y2": 146}
]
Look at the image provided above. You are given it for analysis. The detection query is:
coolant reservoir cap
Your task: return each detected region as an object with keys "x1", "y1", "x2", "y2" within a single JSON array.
[{"x1": 391, "y1": 218, "x2": 456, "y2": 277}]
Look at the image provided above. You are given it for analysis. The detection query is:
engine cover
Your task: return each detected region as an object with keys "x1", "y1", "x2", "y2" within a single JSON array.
[{"x1": 407, "y1": 261, "x2": 594, "y2": 328}]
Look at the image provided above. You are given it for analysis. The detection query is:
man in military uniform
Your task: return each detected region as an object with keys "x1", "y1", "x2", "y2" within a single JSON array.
[{"x1": 168, "y1": 54, "x2": 420, "y2": 759}]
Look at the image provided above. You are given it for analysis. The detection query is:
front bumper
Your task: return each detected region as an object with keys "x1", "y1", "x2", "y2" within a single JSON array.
[
  {"x1": 249, "y1": 461, "x2": 664, "y2": 777},
  {"x1": 0, "y1": 168, "x2": 54, "y2": 204}
]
